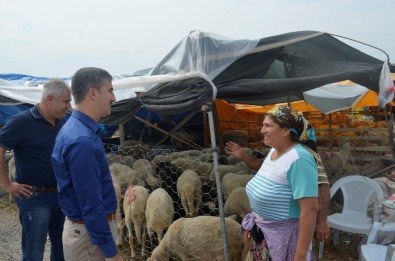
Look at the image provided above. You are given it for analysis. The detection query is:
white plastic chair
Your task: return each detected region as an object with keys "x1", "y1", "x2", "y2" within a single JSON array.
[
  {"x1": 360, "y1": 221, "x2": 395, "y2": 261},
  {"x1": 319, "y1": 175, "x2": 384, "y2": 259}
]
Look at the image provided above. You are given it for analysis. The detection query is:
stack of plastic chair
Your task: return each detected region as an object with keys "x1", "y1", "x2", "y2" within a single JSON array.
[
  {"x1": 318, "y1": 175, "x2": 385, "y2": 259},
  {"x1": 360, "y1": 221, "x2": 395, "y2": 261}
]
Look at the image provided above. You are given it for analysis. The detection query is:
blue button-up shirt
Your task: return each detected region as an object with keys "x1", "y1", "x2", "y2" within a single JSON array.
[{"x1": 52, "y1": 110, "x2": 117, "y2": 258}]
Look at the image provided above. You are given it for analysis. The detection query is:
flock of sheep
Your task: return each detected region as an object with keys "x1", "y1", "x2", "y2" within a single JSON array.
[
  {"x1": 6, "y1": 136, "x2": 358, "y2": 260},
  {"x1": 5, "y1": 141, "x2": 258, "y2": 260},
  {"x1": 107, "y1": 143, "x2": 259, "y2": 260}
]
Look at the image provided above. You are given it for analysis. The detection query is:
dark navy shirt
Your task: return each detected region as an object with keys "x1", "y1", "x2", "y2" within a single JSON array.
[
  {"x1": 0, "y1": 104, "x2": 64, "y2": 187},
  {"x1": 51, "y1": 109, "x2": 117, "y2": 258}
]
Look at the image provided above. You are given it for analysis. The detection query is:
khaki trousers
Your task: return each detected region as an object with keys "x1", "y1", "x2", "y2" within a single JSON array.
[{"x1": 62, "y1": 219, "x2": 118, "y2": 261}]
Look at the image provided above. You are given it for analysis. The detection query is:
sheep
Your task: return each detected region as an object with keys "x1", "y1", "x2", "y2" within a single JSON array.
[
  {"x1": 7, "y1": 156, "x2": 15, "y2": 182},
  {"x1": 106, "y1": 154, "x2": 136, "y2": 168},
  {"x1": 151, "y1": 154, "x2": 171, "y2": 166},
  {"x1": 123, "y1": 185, "x2": 150, "y2": 259},
  {"x1": 222, "y1": 173, "x2": 254, "y2": 201},
  {"x1": 7, "y1": 156, "x2": 15, "y2": 201},
  {"x1": 155, "y1": 161, "x2": 180, "y2": 198},
  {"x1": 176, "y1": 169, "x2": 203, "y2": 218},
  {"x1": 111, "y1": 174, "x2": 122, "y2": 214},
  {"x1": 319, "y1": 142, "x2": 353, "y2": 177},
  {"x1": 147, "y1": 216, "x2": 249, "y2": 261},
  {"x1": 110, "y1": 174, "x2": 124, "y2": 247},
  {"x1": 145, "y1": 188, "x2": 174, "y2": 245},
  {"x1": 146, "y1": 147, "x2": 176, "y2": 162},
  {"x1": 198, "y1": 201, "x2": 220, "y2": 217},
  {"x1": 170, "y1": 157, "x2": 213, "y2": 182},
  {"x1": 154, "y1": 161, "x2": 218, "y2": 219},
  {"x1": 109, "y1": 163, "x2": 144, "y2": 194},
  {"x1": 155, "y1": 161, "x2": 185, "y2": 220},
  {"x1": 117, "y1": 140, "x2": 150, "y2": 159},
  {"x1": 111, "y1": 168, "x2": 131, "y2": 246},
  {"x1": 224, "y1": 186, "x2": 251, "y2": 221},
  {"x1": 208, "y1": 162, "x2": 252, "y2": 183},
  {"x1": 192, "y1": 152, "x2": 214, "y2": 163},
  {"x1": 151, "y1": 149, "x2": 204, "y2": 166},
  {"x1": 133, "y1": 159, "x2": 162, "y2": 190},
  {"x1": 201, "y1": 181, "x2": 220, "y2": 209}
]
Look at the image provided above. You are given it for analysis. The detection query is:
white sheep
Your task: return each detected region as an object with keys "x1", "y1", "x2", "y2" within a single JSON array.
[
  {"x1": 147, "y1": 216, "x2": 249, "y2": 261},
  {"x1": 176, "y1": 169, "x2": 202, "y2": 218},
  {"x1": 110, "y1": 174, "x2": 123, "y2": 247},
  {"x1": 222, "y1": 172, "x2": 254, "y2": 201},
  {"x1": 106, "y1": 154, "x2": 136, "y2": 168},
  {"x1": 117, "y1": 141, "x2": 150, "y2": 159},
  {"x1": 133, "y1": 159, "x2": 162, "y2": 190},
  {"x1": 155, "y1": 161, "x2": 186, "y2": 220},
  {"x1": 200, "y1": 147, "x2": 213, "y2": 154},
  {"x1": 208, "y1": 162, "x2": 252, "y2": 183},
  {"x1": 151, "y1": 154, "x2": 171, "y2": 166},
  {"x1": 109, "y1": 163, "x2": 145, "y2": 247},
  {"x1": 109, "y1": 163, "x2": 144, "y2": 194},
  {"x1": 7, "y1": 156, "x2": 15, "y2": 182},
  {"x1": 7, "y1": 156, "x2": 15, "y2": 201},
  {"x1": 145, "y1": 188, "x2": 174, "y2": 244},
  {"x1": 224, "y1": 186, "x2": 251, "y2": 220},
  {"x1": 170, "y1": 157, "x2": 213, "y2": 182},
  {"x1": 123, "y1": 185, "x2": 150, "y2": 259},
  {"x1": 192, "y1": 152, "x2": 213, "y2": 163},
  {"x1": 151, "y1": 150, "x2": 204, "y2": 166}
]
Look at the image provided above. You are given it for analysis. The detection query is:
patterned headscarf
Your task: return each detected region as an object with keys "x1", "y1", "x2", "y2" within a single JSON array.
[
  {"x1": 266, "y1": 106, "x2": 315, "y2": 143},
  {"x1": 265, "y1": 105, "x2": 322, "y2": 163}
]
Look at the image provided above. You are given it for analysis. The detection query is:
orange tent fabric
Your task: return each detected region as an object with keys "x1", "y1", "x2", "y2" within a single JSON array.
[{"x1": 216, "y1": 74, "x2": 395, "y2": 131}]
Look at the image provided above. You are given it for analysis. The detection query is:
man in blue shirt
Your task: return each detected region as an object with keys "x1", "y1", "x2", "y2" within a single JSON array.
[
  {"x1": 52, "y1": 67, "x2": 124, "y2": 261},
  {"x1": 0, "y1": 79, "x2": 71, "y2": 261}
]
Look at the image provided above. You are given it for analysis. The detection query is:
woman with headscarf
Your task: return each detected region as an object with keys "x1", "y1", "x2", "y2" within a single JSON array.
[{"x1": 239, "y1": 106, "x2": 319, "y2": 261}]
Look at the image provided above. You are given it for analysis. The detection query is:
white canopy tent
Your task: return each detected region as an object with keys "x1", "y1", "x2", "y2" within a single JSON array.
[
  {"x1": 303, "y1": 82, "x2": 370, "y2": 114},
  {"x1": 0, "y1": 72, "x2": 216, "y2": 108}
]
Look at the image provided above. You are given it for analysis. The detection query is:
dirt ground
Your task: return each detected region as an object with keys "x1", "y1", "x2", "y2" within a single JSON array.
[{"x1": 0, "y1": 191, "x2": 361, "y2": 261}]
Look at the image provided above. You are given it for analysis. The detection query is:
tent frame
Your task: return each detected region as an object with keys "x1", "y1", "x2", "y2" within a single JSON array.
[{"x1": 133, "y1": 113, "x2": 202, "y2": 150}]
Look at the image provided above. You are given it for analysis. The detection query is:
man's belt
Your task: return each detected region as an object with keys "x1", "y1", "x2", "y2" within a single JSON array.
[{"x1": 69, "y1": 213, "x2": 116, "y2": 224}]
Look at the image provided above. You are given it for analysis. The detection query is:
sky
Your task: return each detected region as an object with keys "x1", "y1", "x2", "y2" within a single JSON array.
[{"x1": 0, "y1": 0, "x2": 394, "y2": 78}]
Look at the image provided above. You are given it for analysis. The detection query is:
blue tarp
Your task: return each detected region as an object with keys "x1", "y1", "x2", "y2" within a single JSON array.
[
  {"x1": 0, "y1": 74, "x2": 118, "y2": 139},
  {"x1": 0, "y1": 73, "x2": 69, "y2": 85},
  {"x1": 0, "y1": 73, "x2": 51, "y2": 81},
  {"x1": 0, "y1": 104, "x2": 32, "y2": 126},
  {"x1": 0, "y1": 74, "x2": 43, "y2": 126}
]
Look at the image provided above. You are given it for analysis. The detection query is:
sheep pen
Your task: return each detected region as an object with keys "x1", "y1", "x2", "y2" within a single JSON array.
[
  {"x1": 101, "y1": 134, "x2": 386, "y2": 260},
  {"x1": 103, "y1": 141, "x2": 371, "y2": 260},
  {"x1": 0, "y1": 128, "x2": 384, "y2": 261},
  {"x1": 0, "y1": 188, "x2": 359, "y2": 261}
]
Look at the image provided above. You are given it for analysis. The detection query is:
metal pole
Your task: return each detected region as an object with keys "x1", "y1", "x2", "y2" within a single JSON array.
[
  {"x1": 388, "y1": 112, "x2": 395, "y2": 159},
  {"x1": 329, "y1": 114, "x2": 333, "y2": 150},
  {"x1": 381, "y1": 106, "x2": 395, "y2": 159},
  {"x1": 203, "y1": 104, "x2": 230, "y2": 261},
  {"x1": 330, "y1": 33, "x2": 390, "y2": 63},
  {"x1": 118, "y1": 124, "x2": 125, "y2": 145}
]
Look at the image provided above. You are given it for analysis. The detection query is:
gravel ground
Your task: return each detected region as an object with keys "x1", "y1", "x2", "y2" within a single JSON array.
[
  {"x1": 0, "y1": 191, "x2": 23, "y2": 261},
  {"x1": 0, "y1": 190, "x2": 361, "y2": 261},
  {"x1": 0, "y1": 191, "x2": 51, "y2": 261}
]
